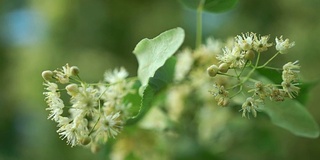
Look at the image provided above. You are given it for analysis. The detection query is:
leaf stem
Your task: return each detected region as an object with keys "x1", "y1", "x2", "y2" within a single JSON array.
[{"x1": 196, "y1": 0, "x2": 205, "y2": 49}]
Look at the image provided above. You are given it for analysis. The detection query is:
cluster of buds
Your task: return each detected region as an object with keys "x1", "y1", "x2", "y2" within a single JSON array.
[
  {"x1": 42, "y1": 64, "x2": 134, "y2": 152},
  {"x1": 207, "y1": 32, "x2": 297, "y2": 118}
]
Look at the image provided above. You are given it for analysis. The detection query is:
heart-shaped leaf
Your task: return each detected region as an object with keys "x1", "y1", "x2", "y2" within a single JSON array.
[{"x1": 133, "y1": 27, "x2": 184, "y2": 94}]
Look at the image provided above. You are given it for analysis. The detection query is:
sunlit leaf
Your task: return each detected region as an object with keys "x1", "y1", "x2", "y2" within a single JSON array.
[
  {"x1": 261, "y1": 99, "x2": 319, "y2": 138},
  {"x1": 179, "y1": 0, "x2": 238, "y2": 13},
  {"x1": 133, "y1": 27, "x2": 184, "y2": 94}
]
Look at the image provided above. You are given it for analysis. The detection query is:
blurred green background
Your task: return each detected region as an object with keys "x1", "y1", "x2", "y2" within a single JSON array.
[{"x1": 1, "y1": 0, "x2": 320, "y2": 159}]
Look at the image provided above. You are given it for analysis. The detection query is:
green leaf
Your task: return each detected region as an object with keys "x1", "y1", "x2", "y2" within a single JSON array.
[
  {"x1": 148, "y1": 57, "x2": 176, "y2": 92},
  {"x1": 261, "y1": 99, "x2": 319, "y2": 138},
  {"x1": 133, "y1": 27, "x2": 184, "y2": 93},
  {"x1": 179, "y1": 0, "x2": 238, "y2": 13},
  {"x1": 256, "y1": 67, "x2": 283, "y2": 84},
  {"x1": 126, "y1": 85, "x2": 155, "y2": 125},
  {"x1": 123, "y1": 80, "x2": 142, "y2": 117},
  {"x1": 126, "y1": 58, "x2": 176, "y2": 125},
  {"x1": 296, "y1": 80, "x2": 320, "y2": 105}
]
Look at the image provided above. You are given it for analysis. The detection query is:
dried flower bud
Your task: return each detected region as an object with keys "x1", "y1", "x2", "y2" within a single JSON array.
[
  {"x1": 207, "y1": 64, "x2": 219, "y2": 77},
  {"x1": 42, "y1": 70, "x2": 53, "y2": 81},
  {"x1": 218, "y1": 63, "x2": 229, "y2": 73},
  {"x1": 71, "y1": 66, "x2": 80, "y2": 76},
  {"x1": 244, "y1": 50, "x2": 255, "y2": 61},
  {"x1": 218, "y1": 98, "x2": 229, "y2": 106}
]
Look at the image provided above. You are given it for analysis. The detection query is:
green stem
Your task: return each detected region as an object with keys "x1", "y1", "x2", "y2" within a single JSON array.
[
  {"x1": 89, "y1": 99, "x2": 103, "y2": 136},
  {"x1": 69, "y1": 77, "x2": 83, "y2": 83},
  {"x1": 255, "y1": 52, "x2": 261, "y2": 67},
  {"x1": 227, "y1": 83, "x2": 242, "y2": 90},
  {"x1": 229, "y1": 85, "x2": 243, "y2": 98},
  {"x1": 242, "y1": 52, "x2": 260, "y2": 84},
  {"x1": 196, "y1": 0, "x2": 205, "y2": 49},
  {"x1": 258, "y1": 52, "x2": 280, "y2": 68},
  {"x1": 260, "y1": 66, "x2": 283, "y2": 71},
  {"x1": 238, "y1": 60, "x2": 249, "y2": 78}
]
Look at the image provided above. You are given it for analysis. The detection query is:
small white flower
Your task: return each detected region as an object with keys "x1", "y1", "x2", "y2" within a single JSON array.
[
  {"x1": 194, "y1": 38, "x2": 222, "y2": 64},
  {"x1": 57, "y1": 116, "x2": 71, "y2": 127},
  {"x1": 70, "y1": 85, "x2": 99, "y2": 116},
  {"x1": 100, "y1": 112, "x2": 123, "y2": 138},
  {"x1": 281, "y1": 82, "x2": 300, "y2": 99},
  {"x1": 43, "y1": 82, "x2": 64, "y2": 122},
  {"x1": 57, "y1": 115, "x2": 89, "y2": 147},
  {"x1": 54, "y1": 63, "x2": 73, "y2": 84},
  {"x1": 235, "y1": 32, "x2": 255, "y2": 50},
  {"x1": 204, "y1": 37, "x2": 223, "y2": 54},
  {"x1": 174, "y1": 48, "x2": 194, "y2": 81},
  {"x1": 166, "y1": 85, "x2": 190, "y2": 122},
  {"x1": 275, "y1": 36, "x2": 295, "y2": 54},
  {"x1": 57, "y1": 123, "x2": 79, "y2": 147},
  {"x1": 253, "y1": 34, "x2": 272, "y2": 52},
  {"x1": 282, "y1": 61, "x2": 300, "y2": 83},
  {"x1": 217, "y1": 46, "x2": 245, "y2": 68},
  {"x1": 240, "y1": 97, "x2": 262, "y2": 118},
  {"x1": 249, "y1": 81, "x2": 272, "y2": 100},
  {"x1": 104, "y1": 67, "x2": 128, "y2": 84}
]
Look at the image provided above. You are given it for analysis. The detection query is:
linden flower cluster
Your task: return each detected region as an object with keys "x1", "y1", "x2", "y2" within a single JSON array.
[
  {"x1": 207, "y1": 32, "x2": 297, "y2": 118},
  {"x1": 42, "y1": 64, "x2": 134, "y2": 152}
]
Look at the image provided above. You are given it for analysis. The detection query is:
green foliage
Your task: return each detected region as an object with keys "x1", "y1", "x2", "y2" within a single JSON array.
[
  {"x1": 133, "y1": 27, "x2": 184, "y2": 92},
  {"x1": 123, "y1": 80, "x2": 142, "y2": 117},
  {"x1": 126, "y1": 57, "x2": 176, "y2": 125},
  {"x1": 179, "y1": 0, "x2": 238, "y2": 13},
  {"x1": 128, "y1": 27, "x2": 183, "y2": 125},
  {"x1": 256, "y1": 68, "x2": 283, "y2": 84},
  {"x1": 262, "y1": 99, "x2": 319, "y2": 138},
  {"x1": 256, "y1": 75, "x2": 320, "y2": 138},
  {"x1": 296, "y1": 81, "x2": 320, "y2": 105}
]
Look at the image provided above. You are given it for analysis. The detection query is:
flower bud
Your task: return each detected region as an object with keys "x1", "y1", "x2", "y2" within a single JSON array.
[
  {"x1": 42, "y1": 70, "x2": 53, "y2": 81},
  {"x1": 66, "y1": 83, "x2": 79, "y2": 96},
  {"x1": 80, "y1": 137, "x2": 91, "y2": 145},
  {"x1": 244, "y1": 50, "x2": 255, "y2": 61},
  {"x1": 218, "y1": 63, "x2": 229, "y2": 73},
  {"x1": 207, "y1": 64, "x2": 219, "y2": 77},
  {"x1": 70, "y1": 66, "x2": 80, "y2": 76}
]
